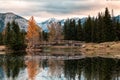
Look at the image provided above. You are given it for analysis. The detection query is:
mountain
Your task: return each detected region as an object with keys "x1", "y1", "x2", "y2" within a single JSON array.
[
  {"x1": 1, "y1": 12, "x2": 120, "y2": 32},
  {"x1": 114, "y1": 15, "x2": 120, "y2": 22},
  {"x1": 38, "y1": 17, "x2": 86, "y2": 32},
  {"x1": 38, "y1": 16, "x2": 120, "y2": 32},
  {"x1": 38, "y1": 18, "x2": 59, "y2": 32},
  {"x1": 0, "y1": 12, "x2": 28, "y2": 32}
]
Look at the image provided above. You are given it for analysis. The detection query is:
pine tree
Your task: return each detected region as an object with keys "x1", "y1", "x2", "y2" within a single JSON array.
[
  {"x1": 10, "y1": 21, "x2": 26, "y2": 50},
  {"x1": 42, "y1": 31, "x2": 48, "y2": 41},
  {"x1": 114, "y1": 20, "x2": 120, "y2": 41},
  {"x1": 63, "y1": 8, "x2": 120, "y2": 43},
  {"x1": 70, "y1": 19, "x2": 76, "y2": 40},
  {"x1": 103, "y1": 8, "x2": 115, "y2": 41},
  {"x1": 63, "y1": 19, "x2": 71, "y2": 40},
  {"x1": 3, "y1": 21, "x2": 26, "y2": 50},
  {"x1": 83, "y1": 16, "x2": 92, "y2": 42},
  {"x1": 97, "y1": 13, "x2": 105, "y2": 42},
  {"x1": 21, "y1": 29, "x2": 26, "y2": 44},
  {"x1": 77, "y1": 19, "x2": 83, "y2": 41},
  {"x1": 91, "y1": 18, "x2": 97, "y2": 42}
]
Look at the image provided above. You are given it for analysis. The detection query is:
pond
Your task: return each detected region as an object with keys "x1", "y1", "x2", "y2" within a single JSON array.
[{"x1": 0, "y1": 53, "x2": 119, "y2": 80}]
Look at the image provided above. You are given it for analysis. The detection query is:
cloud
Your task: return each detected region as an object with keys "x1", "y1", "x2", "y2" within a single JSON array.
[
  {"x1": 21, "y1": 0, "x2": 104, "y2": 14},
  {"x1": 0, "y1": 0, "x2": 120, "y2": 22}
]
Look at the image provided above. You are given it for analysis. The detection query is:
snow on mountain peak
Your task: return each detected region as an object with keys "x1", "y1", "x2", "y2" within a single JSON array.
[
  {"x1": 0, "y1": 12, "x2": 28, "y2": 32},
  {"x1": 0, "y1": 12, "x2": 120, "y2": 32},
  {"x1": 37, "y1": 17, "x2": 86, "y2": 32}
]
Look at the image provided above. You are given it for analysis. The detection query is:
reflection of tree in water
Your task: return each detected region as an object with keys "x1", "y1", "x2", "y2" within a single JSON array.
[
  {"x1": 64, "y1": 57, "x2": 120, "y2": 80},
  {"x1": 48, "y1": 59, "x2": 64, "y2": 78},
  {"x1": 25, "y1": 52, "x2": 42, "y2": 80},
  {"x1": 3, "y1": 54, "x2": 25, "y2": 80},
  {"x1": 64, "y1": 59, "x2": 84, "y2": 80},
  {"x1": 2, "y1": 53, "x2": 119, "y2": 80},
  {"x1": 25, "y1": 59, "x2": 38, "y2": 80}
]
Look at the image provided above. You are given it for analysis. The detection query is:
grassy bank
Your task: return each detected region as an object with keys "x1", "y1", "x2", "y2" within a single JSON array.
[
  {"x1": 80, "y1": 41, "x2": 120, "y2": 59},
  {"x1": 42, "y1": 41, "x2": 120, "y2": 59}
]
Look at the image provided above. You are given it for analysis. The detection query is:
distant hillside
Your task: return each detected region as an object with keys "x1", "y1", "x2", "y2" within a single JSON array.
[
  {"x1": 0, "y1": 12, "x2": 28, "y2": 32},
  {"x1": 114, "y1": 15, "x2": 120, "y2": 22}
]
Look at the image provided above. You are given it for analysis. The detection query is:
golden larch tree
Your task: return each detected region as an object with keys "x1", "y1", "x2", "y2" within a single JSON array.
[{"x1": 26, "y1": 16, "x2": 42, "y2": 48}]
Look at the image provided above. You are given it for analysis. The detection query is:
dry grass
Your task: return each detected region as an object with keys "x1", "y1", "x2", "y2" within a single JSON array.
[{"x1": 80, "y1": 41, "x2": 120, "y2": 58}]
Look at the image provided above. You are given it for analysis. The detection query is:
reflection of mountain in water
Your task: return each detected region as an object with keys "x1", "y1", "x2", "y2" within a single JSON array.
[{"x1": 0, "y1": 54, "x2": 119, "y2": 80}]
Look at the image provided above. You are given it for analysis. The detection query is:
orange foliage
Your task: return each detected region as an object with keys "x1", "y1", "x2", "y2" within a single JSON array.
[
  {"x1": 26, "y1": 16, "x2": 40, "y2": 43},
  {"x1": 26, "y1": 60, "x2": 39, "y2": 80}
]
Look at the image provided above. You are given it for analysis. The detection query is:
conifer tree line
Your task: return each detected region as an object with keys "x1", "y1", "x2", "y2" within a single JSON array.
[
  {"x1": 63, "y1": 8, "x2": 120, "y2": 42},
  {"x1": 0, "y1": 21, "x2": 26, "y2": 50}
]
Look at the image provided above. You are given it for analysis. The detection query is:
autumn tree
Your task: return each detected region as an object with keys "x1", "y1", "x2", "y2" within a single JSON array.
[
  {"x1": 26, "y1": 16, "x2": 42, "y2": 48},
  {"x1": 47, "y1": 22, "x2": 62, "y2": 42},
  {"x1": 47, "y1": 23, "x2": 56, "y2": 42},
  {"x1": 55, "y1": 22, "x2": 63, "y2": 40}
]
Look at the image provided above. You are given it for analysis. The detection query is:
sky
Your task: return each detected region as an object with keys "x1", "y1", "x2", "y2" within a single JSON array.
[{"x1": 0, "y1": 0, "x2": 120, "y2": 22}]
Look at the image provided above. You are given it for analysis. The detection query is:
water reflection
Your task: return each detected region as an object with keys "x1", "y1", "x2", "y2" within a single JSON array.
[
  {"x1": 0, "y1": 53, "x2": 119, "y2": 80},
  {"x1": 25, "y1": 56, "x2": 39, "y2": 80},
  {"x1": 64, "y1": 57, "x2": 120, "y2": 80},
  {"x1": 0, "y1": 54, "x2": 25, "y2": 80},
  {"x1": 47, "y1": 59, "x2": 64, "y2": 79}
]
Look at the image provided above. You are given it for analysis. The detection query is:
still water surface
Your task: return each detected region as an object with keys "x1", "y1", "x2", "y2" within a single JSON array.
[{"x1": 0, "y1": 53, "x2": 119, "y2": 80}]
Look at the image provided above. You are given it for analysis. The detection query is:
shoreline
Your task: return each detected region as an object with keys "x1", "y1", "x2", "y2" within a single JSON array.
[
  {"x1": 0, "y1": 41, "x2": 120, "y2": 59},
  {"x1": 42, "y1": 41, "x2": 120, "y2": 59},
  {"x1": 79, "y1": 41, "x2": 120, "y2": 59}
]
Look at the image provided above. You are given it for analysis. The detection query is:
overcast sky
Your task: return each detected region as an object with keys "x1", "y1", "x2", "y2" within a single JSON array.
[{"x1": 0, "y1": 0, "x2": 120, "y2": 22}]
